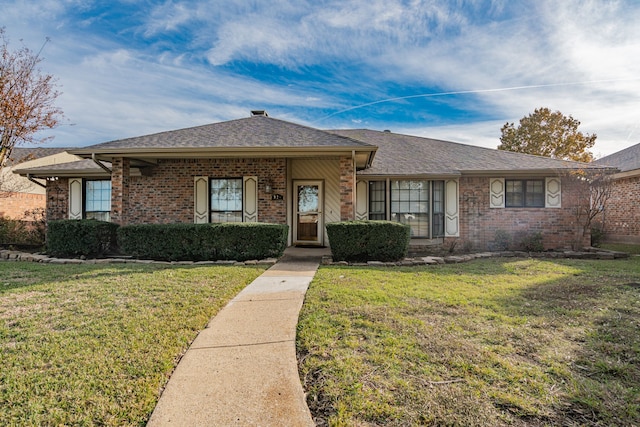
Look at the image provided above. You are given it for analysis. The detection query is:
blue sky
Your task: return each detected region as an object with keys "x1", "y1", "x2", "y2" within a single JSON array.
[{"x1": 2, "y1": 0, "x2": 639, "y2": 157}]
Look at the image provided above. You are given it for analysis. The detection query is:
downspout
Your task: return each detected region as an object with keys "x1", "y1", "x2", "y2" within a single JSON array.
[
  {"x1": 27, "y1": 174, "x2": 46, "y2": 189},
  {"x1": 92, "y1": 153, "x2": 112, "y2": 174}
]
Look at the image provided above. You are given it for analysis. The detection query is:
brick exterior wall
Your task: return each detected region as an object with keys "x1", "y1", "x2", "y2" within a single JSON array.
[
  {"x1": 46, "y1": 178, "x2": 69, "y2": 221},
  {"x1": 0, "y1": 192, "x2": 46, "y2": 219},
  {"x1": 602, "y1": 174, "x2": 640, "y2": 244},
  {"x1": 124, "y1": 158, "x2": 287, "y2": 225},
  {"x1": 46, "y1": 159, "x2": 288, "y2": 225},
  {"x1": 111, "y1": 158, "x2": 130, "y2": 225},
  {"x1": 339, "y1": 156, "x2": 354, "y2": 221},
  {"x1": 458, "y1": 176, "x2": 590, "y2": 250}
]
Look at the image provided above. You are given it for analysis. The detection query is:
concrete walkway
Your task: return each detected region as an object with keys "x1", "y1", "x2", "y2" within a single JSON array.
[{"x1": 147, "y1": 247, "x2": 329, "y2": 427}]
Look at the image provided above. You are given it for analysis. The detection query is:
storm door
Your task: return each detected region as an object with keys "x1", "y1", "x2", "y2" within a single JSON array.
[{"x1": 294, "y1": 180, "x2": 324, "y2": 245}]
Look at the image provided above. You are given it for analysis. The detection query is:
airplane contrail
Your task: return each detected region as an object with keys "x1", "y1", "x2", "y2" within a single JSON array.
[{"x1": 314, "y1": 78, "x2": 639, "y2": 122}]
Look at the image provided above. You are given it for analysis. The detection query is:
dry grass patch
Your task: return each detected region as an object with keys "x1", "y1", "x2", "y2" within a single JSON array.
[{"x1": 297, "y1": 258, "x2": 640, "y2": 426}]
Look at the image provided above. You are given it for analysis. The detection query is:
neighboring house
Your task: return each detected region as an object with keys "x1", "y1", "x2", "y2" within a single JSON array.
[
  {"x1": 595, "y1": 143, "x2": 640, "y2": 244},
  {"x1": 15, "y1": 111, "x2": 605, "y2": 250},
  {"x1": 1, "y1": 148, "x2": 77, "y2": 219}
]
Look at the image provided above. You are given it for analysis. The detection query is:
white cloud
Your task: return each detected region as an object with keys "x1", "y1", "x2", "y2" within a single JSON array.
[{"x1": 1, "y1": 0, "x2": 638, "y2": 157}]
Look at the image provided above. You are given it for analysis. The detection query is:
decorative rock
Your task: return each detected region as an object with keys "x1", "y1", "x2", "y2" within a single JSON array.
[{"x1": 257, "y1": 258, "x2": 278, "y2": 265}]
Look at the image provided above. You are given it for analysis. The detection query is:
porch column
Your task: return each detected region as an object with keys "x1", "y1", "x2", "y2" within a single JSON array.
[
  {"x1": 111, "y1": 157, "x2": 130, "y2": 225},
  {"x1": 339, "y1": 156, "x2": 355, "y2": 220}
]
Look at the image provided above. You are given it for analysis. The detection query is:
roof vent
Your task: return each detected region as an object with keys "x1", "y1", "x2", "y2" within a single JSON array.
[{"x1": 251, "y1": 110, "x2": 268, "y2": 117}]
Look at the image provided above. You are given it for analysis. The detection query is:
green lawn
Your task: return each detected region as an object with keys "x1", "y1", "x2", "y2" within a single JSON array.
[
  {"x1": 297, "y1": 258, "x2": 640, "y2": 426},
  {"x1": 0, "y1": 262, "x2": 265, "y2": 426}
]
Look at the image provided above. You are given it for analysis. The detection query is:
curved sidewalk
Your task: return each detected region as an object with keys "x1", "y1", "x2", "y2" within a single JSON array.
[{"x1": 147, "y1": 247, "x2": 328, "y2": 426}]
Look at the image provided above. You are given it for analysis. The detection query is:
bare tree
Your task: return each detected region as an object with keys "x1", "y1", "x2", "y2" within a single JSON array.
[
  {"x1": 563, "y1": 168, "x2": 614, "y2": 249},
  {"x1": 0, "y1": 27, "x2": 63, "y2": 170}
]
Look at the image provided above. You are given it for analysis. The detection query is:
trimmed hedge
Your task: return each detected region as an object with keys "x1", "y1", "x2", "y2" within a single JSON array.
[
  {"x1": 47, "y1": 219, "x2": 119, "y2": 258},
  {"x1": 117, "y1": 222, "x2": 288, "y2": 261},
  {"x1": 326, "y1": 220, "x2": 411, "y2": 262}
]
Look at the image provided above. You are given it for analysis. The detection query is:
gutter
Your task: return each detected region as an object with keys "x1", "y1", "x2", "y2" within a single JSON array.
[
  {"x1": 92, "y1": 153, "x2": 112, "y2": 174},
  {"x1": 27, "y1": 174, "x2": 47, "y2": 189}
]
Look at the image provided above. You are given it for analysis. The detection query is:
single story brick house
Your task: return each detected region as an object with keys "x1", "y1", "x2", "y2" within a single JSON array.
[
  {"x1": 595, "y1": 142, "x2": 640, "y2": 244},
  {"x1": 15, "y1": 111, "x2": 605, "y2": 251}
]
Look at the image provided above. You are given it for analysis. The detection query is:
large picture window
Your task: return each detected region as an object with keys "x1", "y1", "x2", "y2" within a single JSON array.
[
  {"x1": 368, "y1": 179, "x2": 446, "y2": 238},
  {"x1": 391, "y1": 180, "x2": 429, "y2": 237},
  {"x1": 506, "y1": 179, "x2": 544, "y2": 207},
  {"x1": 210, "y1": 178, "x2": 243, "y2": 223},
  {"x1": 85, "y1": 180, "x2": 111, "y2": 221}
]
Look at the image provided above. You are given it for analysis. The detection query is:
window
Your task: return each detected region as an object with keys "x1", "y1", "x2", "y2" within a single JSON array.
[
  {"x1": 391, "y1": 180, "x2": 430, "y2": 238},
  {"x1": 506, "y1": 179, "x2": 544, "y2": 207},
  {"x1": 210, "y1": 178, "x2": 243, "y2": 223},
  {"x1": 368, "y1": 179, "x2": 446, "y2": 238},
  {"x1": 432, "y1": 180, "x2": 445, "y2": 237},
  {"x1": 368, "y1": 181, "x2": 386, "y2": 220},
  {"x1": 85, "y1": 180, "x2": 111, "y2": 221}
]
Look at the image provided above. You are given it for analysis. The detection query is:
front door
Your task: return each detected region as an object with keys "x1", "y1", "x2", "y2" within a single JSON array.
[{"x1": 294, "y1": 180, "x2": 323, "y2": 246}]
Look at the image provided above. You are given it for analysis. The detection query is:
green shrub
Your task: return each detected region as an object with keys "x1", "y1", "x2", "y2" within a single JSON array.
[
  {"x1": 326, "y1": 220, "x2": 410, "y2": 262},
  {"x1": 47, "y1": 219, "x2": 119, "y2": 258},
  {"x1": 213, "y1": 223, "x2": 288, "y2": 261},
  {"x1": 117, "y1": 222, "x2": 288, "y2": 261}
]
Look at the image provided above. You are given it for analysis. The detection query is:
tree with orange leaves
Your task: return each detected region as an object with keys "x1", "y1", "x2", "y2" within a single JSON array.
[{"x1": 0, "y1": 28, "x2": 64, "y2": 169}]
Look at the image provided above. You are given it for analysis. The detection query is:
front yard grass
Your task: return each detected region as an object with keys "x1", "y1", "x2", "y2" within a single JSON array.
[
  {"x1": 297, "y1": 258, "x2": 640, "y2": 426},
  {"x1": 0, "y1": 262, "x2": 265, "y2": 426}
]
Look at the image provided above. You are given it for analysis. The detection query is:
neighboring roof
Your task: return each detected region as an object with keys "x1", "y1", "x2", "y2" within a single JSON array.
[
  {"x1": 5, "y1": 147, "x2": 70, "y2": 166},
  {"x1": 329, "y1": 129, "x2": 601, "y2": 176},
  {"x1": 594, "y1": 142, "x2": 640, "y2": 172}
]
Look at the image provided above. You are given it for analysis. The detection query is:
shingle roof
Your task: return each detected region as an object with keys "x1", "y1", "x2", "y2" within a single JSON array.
[
  {"x1": 594, "y1": 142, "x2": 640, "y2": 172},
  {"x1": 75, "y1": 115, "x2": 374, "y2": 151},
  {"x1": 329, "y1": 129, "x2": 598, "y2": 176},
  {"x1": 5, "y1": 147, "x2": 70, "y2": 166}
]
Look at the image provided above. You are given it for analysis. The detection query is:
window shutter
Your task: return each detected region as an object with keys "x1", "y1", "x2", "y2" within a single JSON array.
[
  {"x1": 444, "y1": 179, "x2": 459, "y2": 237},
  {"x1": 243, "y1": 176, "x2": 258, "y2": 222},
  {"x1": 355, "y1": 180, "x2": 368, "y2": 220},
  {"x1": 194, "y1": 176, "x2": 209, "y2": 223},
  {"x1": 69, "y1": 178, "x2": 83, "y2": 219},
  {"x1": 489, "y1": 178, "x2": 505, "y2": 208},
  {"x1": 545, "y1": 177, "x2": 562, "y2": 208}
]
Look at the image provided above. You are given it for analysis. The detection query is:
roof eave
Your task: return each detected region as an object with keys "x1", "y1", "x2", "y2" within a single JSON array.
[
  {"x1": 70, "y1": 146, "x2": 378, "y2": 169},
  {"x1": 14, "y1": 167, "x2": 142, "y2": 179}
]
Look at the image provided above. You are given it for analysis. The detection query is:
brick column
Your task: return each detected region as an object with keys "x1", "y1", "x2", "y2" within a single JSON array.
[
  {"x1": 339, "y1": 156, "x2": 355, "y2": 221},
  {"x1": 111, "y1": 157, "x2": 130, "y2": 225}
]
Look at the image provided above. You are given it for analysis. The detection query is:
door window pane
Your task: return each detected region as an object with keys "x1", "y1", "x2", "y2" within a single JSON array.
[{"x1": 298, "y1": 185, "x2": 319, "y2": 213}]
